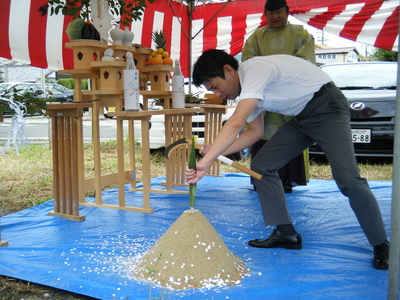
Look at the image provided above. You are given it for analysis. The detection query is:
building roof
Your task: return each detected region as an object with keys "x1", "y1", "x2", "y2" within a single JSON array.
[
  {"x1": 0, "y1": 57, "x2": 25, "y2": 66},
  {"x1": 315, "y1": 46, "x2": 359, "y2": 55}
]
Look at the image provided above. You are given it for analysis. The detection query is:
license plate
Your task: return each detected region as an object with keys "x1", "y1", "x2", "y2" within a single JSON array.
[
  {"x1": 351, "y1": 129, "x2": 371, "y2": 143},
  {"x1": 108, "y1": 107, "x2": 116, "y2": 112}
]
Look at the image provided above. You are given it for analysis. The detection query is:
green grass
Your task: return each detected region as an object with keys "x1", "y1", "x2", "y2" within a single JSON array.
[{"x1": 0, "y1": 143, "x2": 393, "y2": 216}]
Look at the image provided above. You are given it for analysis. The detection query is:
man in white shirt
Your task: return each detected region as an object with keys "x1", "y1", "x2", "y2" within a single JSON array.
[{"x1": 186, "y1": 49, "x2": 389, "y2": 270}]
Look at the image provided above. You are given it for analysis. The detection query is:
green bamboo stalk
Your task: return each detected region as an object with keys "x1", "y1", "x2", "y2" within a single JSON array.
[{"x1": 188, "y1": 136, "x2": 197, "y2": 209}]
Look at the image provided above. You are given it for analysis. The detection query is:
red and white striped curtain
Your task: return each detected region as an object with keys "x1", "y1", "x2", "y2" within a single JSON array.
[
  {"x1": 291, "y1": 0, "x2": 399, "y2": 53},
  {"x1": 0, "y1": 0, "x2": 398, "y2": 76}
]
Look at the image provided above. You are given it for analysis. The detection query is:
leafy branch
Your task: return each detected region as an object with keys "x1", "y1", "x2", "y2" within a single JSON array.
[
  {"x1": 0, "y1": 89, "x2": 48, "y2": 116},
  {"x1": 39, "y1": 0, "x2": 155, "y2": 26}
]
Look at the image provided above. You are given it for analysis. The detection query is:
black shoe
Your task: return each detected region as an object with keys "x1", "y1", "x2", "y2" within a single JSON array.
[
  {"x1": 284, "y1": 185, "x2": 293, "y2": 193},
  {"x1": 248, "y1": 229, "x2": 302, "y2": 250},
  {"x1": 373, "y1": 240, "x2": 389, "y2": 270}
]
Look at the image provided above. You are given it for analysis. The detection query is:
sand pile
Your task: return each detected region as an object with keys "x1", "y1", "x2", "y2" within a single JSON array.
[{"x1": 133, "y1": 209, "x2": 247, "y2": 290}]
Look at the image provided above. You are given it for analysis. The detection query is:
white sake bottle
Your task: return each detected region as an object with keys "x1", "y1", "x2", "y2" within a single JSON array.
[
  {"x1": 123, "y1": 52, "x2": 140, "y2": 111},
  {"x1": 171, "y1": 59, "x2": 185, "y2": 109}
]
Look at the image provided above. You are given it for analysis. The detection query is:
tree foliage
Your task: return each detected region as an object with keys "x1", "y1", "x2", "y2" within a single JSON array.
[
  {"x1": 369, "y1": 48, "x2": 398, "y2": 62},
  {"x1": 39, "y1": 0, "x2": 154, "y2": 26},
  {"x1": 0, "y1": 89, "x2": 48, "y2": 116}
]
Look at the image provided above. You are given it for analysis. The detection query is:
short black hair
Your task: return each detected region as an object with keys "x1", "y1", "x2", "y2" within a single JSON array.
[
  {"x1": 192, "y1": 49, "x2": 239, "y2": 87},
  {"x1": 264, "y1": 0, "x2": 289, "y2": 12}
]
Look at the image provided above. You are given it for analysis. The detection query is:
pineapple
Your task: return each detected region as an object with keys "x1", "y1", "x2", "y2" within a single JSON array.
[
  {"x1": 151, "y1": 30, "x2": 172, "y2": 65},
  {"x1": 152, "y1": 30, "x2": 166, "y2": 51}
]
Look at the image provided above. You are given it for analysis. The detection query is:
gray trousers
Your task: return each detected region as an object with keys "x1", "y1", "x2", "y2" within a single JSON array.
[{"x1": 251, "y1": 83, "x2": 387, "y2": 246}]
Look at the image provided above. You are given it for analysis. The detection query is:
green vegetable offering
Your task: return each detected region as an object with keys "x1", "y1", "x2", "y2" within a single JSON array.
[{"x1": 189, "y1": 136, "x2": 197, "y2": 209}]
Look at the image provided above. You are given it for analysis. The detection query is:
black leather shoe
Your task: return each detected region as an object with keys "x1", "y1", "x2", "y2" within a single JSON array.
[
  {"x1": 248, "y1": 229, "x2": 302, "y2": 250},
  {"x1": 373, "y1": 240, "x2": 389, "y2": 270},
  {"x1": 284, "y1": 185, "x2": 293, "y2": 193}
]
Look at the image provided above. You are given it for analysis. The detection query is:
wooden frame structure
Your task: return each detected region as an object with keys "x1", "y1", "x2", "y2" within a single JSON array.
[{"x1": 46, "y1": 40, "x2": 228, "y2": 221}]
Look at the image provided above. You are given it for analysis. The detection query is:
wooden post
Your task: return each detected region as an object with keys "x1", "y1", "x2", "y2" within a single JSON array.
[
  {"x1": 92, "y1": 101, "x2": 103, "y2": 206},
  {"x1": 128, "y1": 119, "x2": 137, "y2": 188}
]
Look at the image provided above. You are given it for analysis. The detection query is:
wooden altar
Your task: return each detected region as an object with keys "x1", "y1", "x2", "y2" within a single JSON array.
[{"x1": 47, "y1": 41, "x2": 228, "y2": 221}]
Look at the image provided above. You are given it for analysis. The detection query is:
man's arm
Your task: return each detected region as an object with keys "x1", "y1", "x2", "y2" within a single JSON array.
[
  {"x1": 221, "y1": 113, "x2": 264, "y2": 156},
  {"x1": 186, "y1": 98, "x2": 263, "y2": 184}
]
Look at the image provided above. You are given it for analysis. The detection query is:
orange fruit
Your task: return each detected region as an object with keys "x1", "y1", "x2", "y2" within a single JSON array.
[
  {"x1": 163, "y1": 57, "x2": 173, "y2": 65},
  {"x1": 162, "y1": 51, "x2": 169, "y2": 58},
  {"x1": 157, "y1": 48, "x2": 164, "y2": 54},
  {"x1": 152, "y1": 55, "x2": 163, "y2": 65},
  {"x1": 146, "y1": 57, "x2": 153, "y2": 65},
  {"x1": 151, "y1": 51, "x2": 157, "y2": 58}
]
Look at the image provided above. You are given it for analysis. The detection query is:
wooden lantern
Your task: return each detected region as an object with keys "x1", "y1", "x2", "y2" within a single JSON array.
[
  {"x1": 90, "y1": 61, "x2": 126, "y2": 91},
  {"x1": 143, "y1": 65, "x2": 173, "y2": 91},
  {"x1": 65, "y1": 40, "x2": 108, "y2": 69},
  {"x1": 133, "y1": 48, "x2": 152, "y2": 71}
]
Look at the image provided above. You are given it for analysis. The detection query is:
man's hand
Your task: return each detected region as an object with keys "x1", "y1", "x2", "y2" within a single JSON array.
[
  {"x1": 199, "y1": 144, "x2": 211, "y2": 156},
  {"x1": 185, "y1": 162, "x2": 208, "y2": 184}
]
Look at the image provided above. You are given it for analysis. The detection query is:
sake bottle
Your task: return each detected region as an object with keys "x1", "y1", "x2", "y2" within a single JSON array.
[
  {"x1": 123, "y1": 52, "x2": 140, "y2": 111},
  {"x1": 171, "y1": 59, "x2": 185, "y2": 109}
]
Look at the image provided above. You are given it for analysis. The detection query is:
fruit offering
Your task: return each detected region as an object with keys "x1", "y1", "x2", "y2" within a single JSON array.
[{"x1": 146, "y1": 30, "x2": 173, "y2": 66}]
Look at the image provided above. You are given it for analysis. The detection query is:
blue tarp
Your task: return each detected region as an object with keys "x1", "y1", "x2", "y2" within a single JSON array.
[{"x1": 0, "y1": 174, "x2": 393, "y2": 299}]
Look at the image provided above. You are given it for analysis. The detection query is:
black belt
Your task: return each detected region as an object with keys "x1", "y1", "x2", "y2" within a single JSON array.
[{"x1": 312, "y1": 81, "x2": 336, "y2": 99}]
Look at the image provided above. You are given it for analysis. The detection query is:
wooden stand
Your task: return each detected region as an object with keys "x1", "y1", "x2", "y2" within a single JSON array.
[
  {"x1": 109, "y1": 108, "x2": 202, "y2": 200},
  {"x1": 143, "y1": 65, "x2": 173, "y2": 91},
  {"x1": 141, "y1": 90, "x2": 173, "y2": 109},
  {"x1": 163, "y1": 112, "x2": 194, "y2": 189},
  {"x1": 46, "y1": 103, "x2": 87, "y2": 221},
  {"x1": 187, "y1": 104, "x2": 229, "y2": 176},
  {"x1": 45, "y1": 41, "x2": 229, "y2": 220}
]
